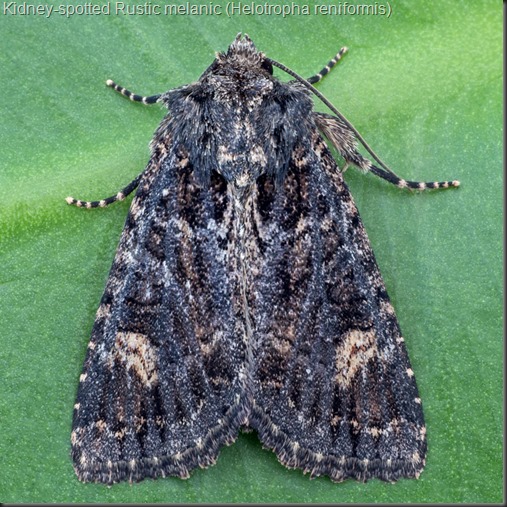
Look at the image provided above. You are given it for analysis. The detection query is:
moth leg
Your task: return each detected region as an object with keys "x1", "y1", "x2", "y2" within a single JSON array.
[
  {"x1": 65, "y1": 173, "x2": 142, "y2": 208},
  {"x1": 343, "y1": 147, "x2": 460, "y2": 190},
  {"x1": 307, "y1": 47, "x2": 348, "y2": 84},
  {"x1": 106, "y1": 79, "x2": 161, "y2": 105},
  {"x1": 315, "y1": 112, "x2": 460, "y2": 190},
  {"x1": 367, "y1": 162, "x2": 460, "y2": 190}
]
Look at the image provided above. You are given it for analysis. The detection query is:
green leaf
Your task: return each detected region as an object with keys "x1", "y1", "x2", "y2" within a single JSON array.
[{"x1": 0, "y1": 1, "x2": 502, "y2": 503}]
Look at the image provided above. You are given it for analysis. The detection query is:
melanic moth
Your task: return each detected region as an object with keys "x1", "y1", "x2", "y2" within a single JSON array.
[{"x1": 68, "y1": 34, "x2": 459, "y2": 484}]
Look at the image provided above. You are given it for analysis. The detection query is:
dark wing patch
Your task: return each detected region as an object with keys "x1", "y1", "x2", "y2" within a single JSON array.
[
  {"x1": 71, "y1": 147, "x2": 249, "y2": 484},
  {"x1": 248, "y1": 133, "x2": 426, "y2": 482}
]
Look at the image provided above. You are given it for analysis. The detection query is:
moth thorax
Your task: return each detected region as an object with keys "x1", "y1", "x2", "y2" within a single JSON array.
[{"x1": 216, "y1": 144, "x2": 268, "y2": 186}]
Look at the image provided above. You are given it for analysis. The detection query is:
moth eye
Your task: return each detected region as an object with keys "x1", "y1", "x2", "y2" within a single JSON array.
[
  {"x1": 201, "y1": 59, "x2": 219, "y2": 78},
  {"x1": 261, "y1": 59, "x2": 273, "y2": 75}
]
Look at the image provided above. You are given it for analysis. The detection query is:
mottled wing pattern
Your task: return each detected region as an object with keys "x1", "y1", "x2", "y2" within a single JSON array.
[
  {"x1": 71, "y1": 141, "x2": 249, "y2": 484},
  {"x1": 248, "y1": 132, "x2": 426, "y2": 482},
  {"x1": 70, "y1": 34, "x2": 437, "y2": 485}
]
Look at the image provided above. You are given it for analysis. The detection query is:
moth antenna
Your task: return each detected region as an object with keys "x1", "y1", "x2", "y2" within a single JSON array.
[
  {"x1": 267, "y1": 57, "x2": 461, "y2": 188},
  {"x1": 314, "y1": 112, "x2": 460, "y2": 189},
  {"x1": 267, "y1": 58, "x2": 399, "y2": 175},
  {"x1": 106, "y1": 79, "x2": 161, "y2": 105},
  {"x1": 66, "y1": 174, "x2": 142, "y2": 208}
]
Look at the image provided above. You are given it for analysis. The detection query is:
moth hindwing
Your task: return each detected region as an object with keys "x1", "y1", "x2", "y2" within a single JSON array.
[{"x1": 68, "y1": 34, "x2": 458, "y2": 484}]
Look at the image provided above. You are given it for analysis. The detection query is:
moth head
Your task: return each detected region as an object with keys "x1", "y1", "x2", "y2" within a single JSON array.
[{"x1": 213, "y1": 33, "x2": 273, "y2": 76}]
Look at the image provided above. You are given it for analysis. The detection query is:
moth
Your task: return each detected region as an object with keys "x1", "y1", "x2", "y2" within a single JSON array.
[{"x1": 68, "y1": 34, "x2": 459, "y2": 484}]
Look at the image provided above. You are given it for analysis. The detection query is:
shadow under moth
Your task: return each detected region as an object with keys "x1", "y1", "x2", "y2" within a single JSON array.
[{"x1": 68, "y1": 34, "x2": 459, "y2": 485}]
